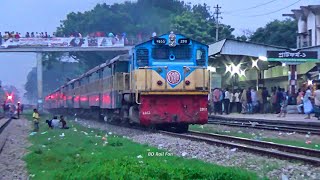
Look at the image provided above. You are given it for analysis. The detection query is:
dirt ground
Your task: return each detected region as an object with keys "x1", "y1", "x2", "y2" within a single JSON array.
[{"x1": 0, "y1": 119, "x2": 30, "y2": 180}]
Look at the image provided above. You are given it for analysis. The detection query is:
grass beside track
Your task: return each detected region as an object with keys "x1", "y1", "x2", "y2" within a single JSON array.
[
  {"x1": 190, "y1": 125, "x2": 320, "y2": 150},
  {"x1": 23, "y1": 114, "x2": 260, "y2": 180}
]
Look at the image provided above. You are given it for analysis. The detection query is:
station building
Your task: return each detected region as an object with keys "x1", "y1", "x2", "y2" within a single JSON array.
[{"x1": 208, "y1": 5, "x2": 320, "y2": 95}]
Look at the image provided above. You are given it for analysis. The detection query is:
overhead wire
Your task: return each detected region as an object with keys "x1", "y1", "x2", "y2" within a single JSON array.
[
  {"x1": 223, "y1": 0, "x2": 302, "y2": 18},
  {"x1": 224, "y1": 0, "x2": 279, "y2": 14},
  {"x1": 246, "y1": 0, "x2": 301, "y2": 17}
]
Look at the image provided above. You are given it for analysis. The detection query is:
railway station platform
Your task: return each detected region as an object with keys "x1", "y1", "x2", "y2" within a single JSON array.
[{"x1": 209, "y1": 113, "x2": 320, "y2": 126}]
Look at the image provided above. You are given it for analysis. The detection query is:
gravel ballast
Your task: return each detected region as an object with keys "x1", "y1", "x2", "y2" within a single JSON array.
[{"x1": 0, "y1": 119, "x2": 30, "y2": 180}]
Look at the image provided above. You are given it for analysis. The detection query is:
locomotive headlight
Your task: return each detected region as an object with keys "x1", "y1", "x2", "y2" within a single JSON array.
[
  {"x1": 157, "y1": 68, "x2": 163, "y2": 73},
  {"x1": 157, "y1": 80, "x2": 163, "y2": 86}
]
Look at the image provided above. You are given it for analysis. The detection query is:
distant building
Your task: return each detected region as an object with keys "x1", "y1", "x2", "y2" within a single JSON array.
[{"x1": 284, "y1": 5, "x2": 320, "y2": 48}]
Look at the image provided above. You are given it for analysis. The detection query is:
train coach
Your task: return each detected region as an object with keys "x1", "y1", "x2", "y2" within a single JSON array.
[{"x1": 45, "y1": 32, "x2": 210, "y2": 132}]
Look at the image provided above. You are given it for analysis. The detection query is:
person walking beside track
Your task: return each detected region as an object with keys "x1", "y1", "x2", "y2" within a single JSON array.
[{"x1": 32, "y1": 109, "x2": 40, "y2": 132}]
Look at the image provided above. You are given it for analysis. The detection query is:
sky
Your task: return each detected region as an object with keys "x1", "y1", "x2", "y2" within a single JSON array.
[{"x1": 0, "y1": 0, "x2": 318, "y2": 102}]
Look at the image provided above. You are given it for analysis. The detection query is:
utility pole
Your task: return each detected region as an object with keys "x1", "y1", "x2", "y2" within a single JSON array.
[{"x1": 214, "y1": 4, "x2": 222, "y2": 42}]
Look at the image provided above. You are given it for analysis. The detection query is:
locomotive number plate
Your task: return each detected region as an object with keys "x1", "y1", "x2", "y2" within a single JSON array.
[
  {"x1": 200, "y1": 108, "x2": 207, "y2": 112},
  {"x1": 154, "y1": 38, "x2": 167, "y2": 45},
  {"x1": 178, "y1": 38, "x2": 190, "y2": 45},
  {"x1": 167, "y1": 70, "x2": 181, "y2": 85}
]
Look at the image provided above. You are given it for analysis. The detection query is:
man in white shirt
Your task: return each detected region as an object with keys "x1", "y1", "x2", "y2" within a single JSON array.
[
  {"x1": 51, "y1": 116, "x2": 60, "y2": 128},
  {"x1": 224, "y1": 88, "x2": 230, "y2": 115}
]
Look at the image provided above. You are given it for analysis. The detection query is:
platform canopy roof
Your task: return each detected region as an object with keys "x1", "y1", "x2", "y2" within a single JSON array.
[
  {"x1": 208, "y1": 39, "x2": 320, "y2": 71},
  {"x1": 208, "y1": 39, "x2": 289, "y2": 58},
  {"x1": 208, "y1": 39, "x2": 291, "y2": 70}
]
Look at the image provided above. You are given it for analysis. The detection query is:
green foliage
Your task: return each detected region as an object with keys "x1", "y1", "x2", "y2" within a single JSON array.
[
  {"x1": 57, "y1": 0, "x2": 235, "y2": 46},
  {"x1": 249, "y1": 19, "x2": 297, "y2": 48},
  {"x1": 24, "y1": 58, "x2": 82, "y2": 103},
  {"x1": 24, "y1": 119, "x2": 259, "y2": 180}
]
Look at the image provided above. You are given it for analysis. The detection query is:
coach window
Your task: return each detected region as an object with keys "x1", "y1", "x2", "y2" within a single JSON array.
[
  {"x1": 103, "y1": 66, "x2": 111, "y2": 77},
  {"x1": 88, "y1": 74, "x2": 93, "y2": 82},
  {"x1": 98, "y1": 70, "x2": 103, "y2": 79},
  {"x1": 85, "y1": 77, "x2": 89, "y2": 84},
  {"x1": 99, "y1": 69, "x2": 103, "y2": 78}
]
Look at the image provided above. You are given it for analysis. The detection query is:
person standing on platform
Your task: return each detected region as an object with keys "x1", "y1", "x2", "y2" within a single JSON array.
[
  {"x1": 234, "y1": 90, "x2": 241, "y2": 113},
  {"x1": 303, "y1": 86, "x2": 313, "y2": 119},
  {"x1": 251, "y1": 88, "x2": 258, "y2": 113},
  {"x1": 276, "y1": 88, "x2": 283, "y2": 114},
  {"x1": 241, "y1": 89, "x2": 247, "y2": 114},
  {"x1": 296, "y1": 89, "x2": 304, "y2": 114},
  {"x1": 247, "y1": 88, "x2": 253, "y2": 114},
  {"x1": 229, "y1": 90, "x2": 235, "y2": 113},
  {"x1": 262, "y1": 87, "x2": 269, "y2": 113},
  {"x1": 277, "y1": 90, "x2": 288, "y2": 117},
  {"x1": 32, "y1": 109, "x2": 40, "y2": 132},
  {"x1": 314, "y1": 85, "x2": 320, "y2": 120},
  {"x1": 219, "y1": 89, "x2": 224, "y2": 114},
  {"x1": 223, "y1": 88, "x2": 231, "y2": 115},
  {"x1": 212, "y1": 88, "x2": 221, "y2": 115}
]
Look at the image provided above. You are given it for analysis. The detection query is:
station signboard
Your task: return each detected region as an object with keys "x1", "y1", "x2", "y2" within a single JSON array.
[{"x1": 267, "y1": 50, "x2": 318, "y2": 63}]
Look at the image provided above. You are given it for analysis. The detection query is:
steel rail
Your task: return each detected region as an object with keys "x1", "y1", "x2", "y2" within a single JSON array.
[
  {"x1": 160, "y1": 130, "x2": 320, "y2": 166},
  {"x1": 0, "y1": 118, "x2": 13, "y2": 154},
  {"x1": 188, "y1": 130, "x2": 320, "y2": 157},
  {"x1": 208, "y1": 119, "x2": 320, "y2": 135}
]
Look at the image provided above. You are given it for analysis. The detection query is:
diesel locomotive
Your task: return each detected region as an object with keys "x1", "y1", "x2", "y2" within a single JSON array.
[{"x1": 44, "y1": 32, "x2": 210, "y2": 132}]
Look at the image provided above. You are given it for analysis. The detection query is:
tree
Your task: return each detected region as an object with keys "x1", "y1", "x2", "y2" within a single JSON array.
[
  {"x1": 249, "y1": 19, "x2": 297, "y2": 48},
  {"x1": 56, "y1": 1, "x2": 235, "y2": 55},
  {"x1": 171, "y1": 11, "x2": 235, "y2": 44},
  {"x1": 24, "y1": 61, "x2": 82, "y2": 104}
]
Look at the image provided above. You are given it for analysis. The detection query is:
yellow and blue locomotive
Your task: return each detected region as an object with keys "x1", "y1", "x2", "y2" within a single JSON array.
[{"x1": 44, "y1": 32, "x2": 210, "y2": 132}]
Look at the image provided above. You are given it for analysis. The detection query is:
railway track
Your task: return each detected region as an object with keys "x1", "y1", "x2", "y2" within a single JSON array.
[
  {"x1": 160, "y1": 130, "x2": 320, "y2": 166},
  {"x1": 208, "y1": 119, "x2": 320, "y2": 135},
  {"x1": 0, "y1": 117, "x2": 12, "y2": 154}
]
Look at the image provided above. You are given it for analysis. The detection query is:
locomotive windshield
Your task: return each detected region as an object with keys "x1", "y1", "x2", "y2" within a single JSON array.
[{"x1": 151, "y1": 46, "x2": 191, "y2": 60}]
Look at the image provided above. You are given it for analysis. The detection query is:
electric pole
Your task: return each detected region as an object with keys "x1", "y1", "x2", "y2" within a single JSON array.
[{"x1": 214, "y1": 4, "x2": 222, "y2": 42}]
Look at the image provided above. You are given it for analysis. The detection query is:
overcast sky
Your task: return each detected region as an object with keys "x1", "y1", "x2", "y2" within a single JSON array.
[{"x1": 0, "y1": 0, "x2": 318, "y2": 102}]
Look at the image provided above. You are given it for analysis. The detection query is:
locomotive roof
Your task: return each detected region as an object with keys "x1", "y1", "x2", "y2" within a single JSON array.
[
  {"x1": 106, "y1": 54, "x2": 130, "y2": 65},
  {"x1": 134, "y1": 33, "x2": 209, "y2": 48},
  {"x1": 85, "y1": 64, "x2": 102, "y2": 76},
  {"x1": 63, "y1": 54, "x2": 130, "y2": 87}
]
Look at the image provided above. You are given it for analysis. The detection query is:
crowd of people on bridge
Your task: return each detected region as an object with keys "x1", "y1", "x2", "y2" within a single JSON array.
[
  {"x1": 209, "y1": 84, "x2": 320, "y2": 120},
  {"x1": 0, "y1": 31, "x2": 158, "y2": 46}
]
